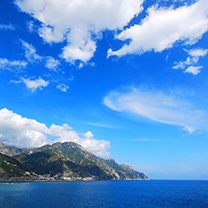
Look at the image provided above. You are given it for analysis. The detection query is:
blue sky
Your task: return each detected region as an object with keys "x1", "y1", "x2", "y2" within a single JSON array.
[{"x1": 0, "y1": 0, "x2": 208, "y2": 180}]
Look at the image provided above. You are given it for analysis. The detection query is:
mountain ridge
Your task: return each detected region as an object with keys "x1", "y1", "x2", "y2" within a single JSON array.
[{"x1": 0, "y1": 141, "x2": 148, "y2": 182}]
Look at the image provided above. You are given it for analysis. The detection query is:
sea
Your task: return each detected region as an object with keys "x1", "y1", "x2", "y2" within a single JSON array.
[{"x1": 0, "y1": 180, "x2": 208, "y2": 208}]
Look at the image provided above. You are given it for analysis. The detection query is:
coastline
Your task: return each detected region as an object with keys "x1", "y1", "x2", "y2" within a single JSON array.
[{"x1": 0, "y1": 177, "x2": 149, "y2": 183}]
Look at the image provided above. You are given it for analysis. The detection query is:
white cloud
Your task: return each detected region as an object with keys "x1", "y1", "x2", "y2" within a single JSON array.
[
  {"x1": 187, "y1": 48, "x2": 208, "y2": 57},
  {"x1": 56, "y1": 83, "x2": 69, "y2": 92},
  {"x1": 10, "y1": 80, "x2": 22, "y2": 84},
  {"x1": 183, "y1": 126, "x2": 195, "y2": 135},
  {"x1": 21, "y1": 40, "x2": 42, "y2": 62},
  {"x1": 104, "y1": 87, "x2": 207, "y2": 133},
  {"x1": 132, "y1": 138, "x2": 159, "y2": 142},
  {"x1": 54, "y1": 126, "x2": 110, "y2": 157},
  {"x1": 173, "y1": 47, "x2": 207, "y2": 74},
  {"x1": 108, "y1": 0, "x2": 208, "y2": 57},
  {"x1": 0, "y1": 108, "x2": 48, "y2": 147},
  {"x1": 27, "y1": 21, "x2": 35, "y2": 32},
  {"x1": 45, "y1": 57, "x2": 60, "y2": 71},
  {"x1": 184, "y1": 66, "x2": 202, "y2": 75},
  {"x1": 0, "y1": 58, "x2": 27, "y2": 70},
  {"x1": 0, "y1": 24, "x2": 16, "y2": 30},
  {"x1": 15, "y1": 0, "x2": 144, "y2": 63},
  {"x1": 81, "y1": 122, "x2": 116, "y2": 129},
  {"x1": 172, "y1": 57, "x2": 194, "y2": 70},
  {"x1": 22, "y1": 77, "x2": 49, "y2": 92},
  {"x1": 61, "y1": 31, "x2": 97, "y2": 63},
  {"x1": 68, "y1": 75, "x2": 74, "y2": 82},
  {"x1": 0, "y1": 108, "x2": 110, "y2": 157}
]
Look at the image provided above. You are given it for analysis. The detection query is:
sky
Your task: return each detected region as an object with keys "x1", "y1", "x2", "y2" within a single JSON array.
[{"x1": 0, "y1": 0, "x2": 208, "y2": 180}]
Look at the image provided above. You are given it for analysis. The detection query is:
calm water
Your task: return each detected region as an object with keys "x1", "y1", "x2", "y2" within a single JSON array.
[{"x1": 0, "y1": 180, "x2": 208, "y2": 208}]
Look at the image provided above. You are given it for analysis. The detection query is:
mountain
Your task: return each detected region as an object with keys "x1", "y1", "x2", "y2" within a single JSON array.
[
  {"x1": 0, "y1": 153, "x2": 30, "y2": 179},
  {"x1": 0, "y1": 142, "x2": 148, "y2": 181},
  {"x1": 0, "y1": 142, "x2": 22, "y2": 157},
  {"x1": 103, "y1": 158, "x2": 147, "y2": 180}
]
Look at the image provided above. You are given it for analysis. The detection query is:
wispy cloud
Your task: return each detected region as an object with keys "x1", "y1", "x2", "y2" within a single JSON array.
[
  {"x1": 0, "y1": 58, "x2": 27, "y2": 70},
  {"x1": 10, "y1": 80, "x2": 22, "y2": 84},
  {"x1": 172, "y1": 56, "x2": 195, "y2": 70},
  {"x1": 45, "y1": 57, "x2": 60, "y2": 72},
  {"x1": 183, "y1": 126, "x2": 195, "y2": 135},
  {"x1": 21, "y1": 40, "x2": 42, "y2": 62},
  {"x1": 131, "y1": 138, "x2": 161, "y2": 142},
  {"x1": 27, "y1": 21, "x2": 36, "y2": 32},
  {"x1": 81, "y1": 121, "x2": 117, "y2": 129},
  {"x1": 104, "y1": 87, "x2": 208, "y2": 134},
  {"x1": 173, "y1": 48, "x2": 208, "y2": 75},
  {"x1": 0, "y1": 24, "x2": 16, "y2": 30},
  {"x1": 56, "y1": 83, "x2": 69, "y2": 92},
  {"x1": 22, "y1": 77, "x2": 49, "y2": 92},
  {"x1": 0, "y1": 108, "x2": 110, "y2": 157}
]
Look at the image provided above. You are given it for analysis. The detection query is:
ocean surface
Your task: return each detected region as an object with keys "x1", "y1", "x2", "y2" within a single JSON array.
[{"x1": 0, "y1": 180, "x2": 208, "y2": 208}]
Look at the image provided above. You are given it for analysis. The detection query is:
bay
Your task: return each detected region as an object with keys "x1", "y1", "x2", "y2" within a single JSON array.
[{"x1": 0, "y1": 180, "x2": 208, "y2": 208}]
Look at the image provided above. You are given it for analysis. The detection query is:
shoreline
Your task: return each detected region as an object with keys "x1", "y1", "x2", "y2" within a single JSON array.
[{"x1": 0, "y1": 178, "x2": 149, "y2": 183}]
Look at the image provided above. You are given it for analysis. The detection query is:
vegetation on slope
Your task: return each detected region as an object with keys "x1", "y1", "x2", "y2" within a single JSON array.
[{"x1": 0, "y1": 142, "x2": 148, "y2": 181}]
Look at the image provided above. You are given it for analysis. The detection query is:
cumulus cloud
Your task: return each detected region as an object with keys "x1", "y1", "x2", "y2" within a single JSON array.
[
  {"x1": 0, "y1": 108, "x2": 110, "y2": 157},
  {"x1": 15, "y1": 0, "x2": 144, "y2": 63},
  {"x1": 0, "y1": 58, "x2": 27, "y2": 70},
  {"x1": 61, "y1": 30, "x2": 97, "y2": 63},
  {"x1": 104, "y1": 87, "x2": 208, "y2": 134},
  {"x1": 0, "y1": 108, "x2": 48, "y2": 147},
  {"x1": 56, "y1": 83, "x2": 69, "y2": 92},
  {"x1": 50, "y1": 124, "x2": 110, "y2": 157},
  {"x1": 22, "y1": 77, "x2": 49, "y2": 91},
  {"x1": 108, "y1": 0, "x2": 208, "y2": 57},
  {"x1": 21, "y1": 40, "x2": 42, "y2": 62}
]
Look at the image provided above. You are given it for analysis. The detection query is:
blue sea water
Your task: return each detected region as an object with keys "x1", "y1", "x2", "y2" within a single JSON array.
[{"x1": 0, "y1": 180, "x2": 208, "y2": 208}]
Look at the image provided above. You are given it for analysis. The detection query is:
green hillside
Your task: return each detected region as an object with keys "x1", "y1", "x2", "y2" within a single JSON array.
[{"x1": 0, "y1": 142, "x2": 148, "y2": 181}]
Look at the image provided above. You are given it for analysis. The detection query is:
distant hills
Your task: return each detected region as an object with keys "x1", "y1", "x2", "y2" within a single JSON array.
[{"x1": 0, "y1": 141, "x2": 148, "y2": 182}]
